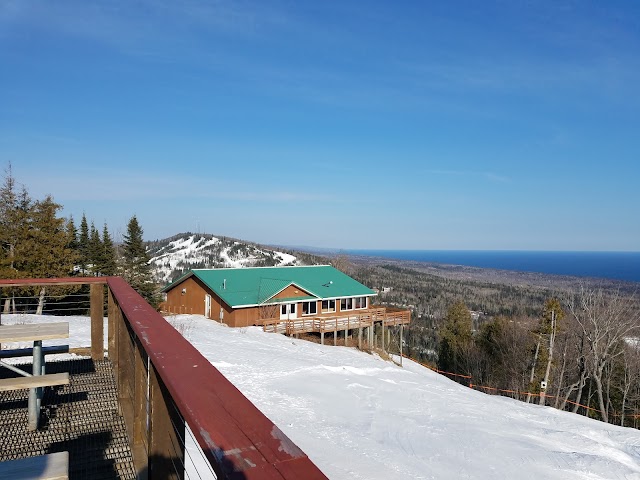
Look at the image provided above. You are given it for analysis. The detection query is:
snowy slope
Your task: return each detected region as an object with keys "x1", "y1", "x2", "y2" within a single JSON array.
[
  {"x1": 147, "y1": 233, "x2": 300, "y2": 283},
  {"x1": 4, "y1": 313, "x2": 640, "y2": 479}
]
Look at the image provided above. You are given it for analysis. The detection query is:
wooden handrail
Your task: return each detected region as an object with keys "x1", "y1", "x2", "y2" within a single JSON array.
[{"x1": 1, "y1": 277, "x2": 327, "y2": 480}]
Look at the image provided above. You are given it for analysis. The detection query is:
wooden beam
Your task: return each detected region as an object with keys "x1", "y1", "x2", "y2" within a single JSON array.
[
  {"x1": 0, "y1": 323, "x2": 68, "y2": 343},
  {"x1": 0, "y1": 373, "x2": 69, "y2": 392},
  {"x1": 0, "y1": 451, "x2": 69, "y2": 480}
]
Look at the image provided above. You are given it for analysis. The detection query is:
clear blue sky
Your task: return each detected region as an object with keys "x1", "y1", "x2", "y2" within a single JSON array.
[{"x1": 1, "y1": 1, "x2": 638, "y2": 250}]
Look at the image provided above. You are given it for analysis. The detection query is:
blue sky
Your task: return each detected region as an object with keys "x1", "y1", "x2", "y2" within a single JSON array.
[{"x1": 1, "y1": 1, "x2": 638, "y2": 250}]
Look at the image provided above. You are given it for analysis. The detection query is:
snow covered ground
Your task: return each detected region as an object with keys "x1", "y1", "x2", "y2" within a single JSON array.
[{"x1": 3, "y1": 313, "x2": 640, "y2": 479}]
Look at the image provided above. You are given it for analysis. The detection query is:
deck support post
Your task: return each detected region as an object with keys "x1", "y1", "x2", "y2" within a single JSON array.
[
  {"x1": 321, "y1": 331, "x2": 324, "y2": 345},
  {"x1": 334, "y1": 331, "x2": 337, "y2": 346},
  {"x1": 382, "y1": 319, "x2": 386, "y2": 353},
  {"x1": 400, "y1": 324, "x2": 403, "y2": 366},
  {"x1": 344, "y1": 328, "x2": 348, "y2": 346},
  {"x1": 91, "y1": 283, "x2": 104, "y2": 360},
  {"x1": 132, "y1": 338, "x2": 148, "y2": 474},
  {"x1": 358, "y1": 327, "x2": 362, "y2": 349}
]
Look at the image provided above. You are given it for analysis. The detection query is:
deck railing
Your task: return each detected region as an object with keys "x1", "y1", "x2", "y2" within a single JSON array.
[
  {"x1": 0, "y1": 277, "x2": 327, "y2": 480},
  {"x1": 262, "y1": 306, "x2": 411, "y2": 335}
]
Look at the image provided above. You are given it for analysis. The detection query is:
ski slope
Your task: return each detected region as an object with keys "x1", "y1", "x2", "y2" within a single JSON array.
[{"x1": 3, "y1": 313, "x2": 640, "y2": 479}]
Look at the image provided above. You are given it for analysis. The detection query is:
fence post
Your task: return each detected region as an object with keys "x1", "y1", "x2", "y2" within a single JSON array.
[
  {"x1": 149, "y1": 362, "x2": 185, "y2": 480},
  {"x1": 132, "y1": 338, "x2": 149, "y2": 474},
  {"x1": 108, "y1": 288, "x2": 118, "y2": 364},
  {"x1": 90, "y1": 283, "x2": 104, "y2": 360}
]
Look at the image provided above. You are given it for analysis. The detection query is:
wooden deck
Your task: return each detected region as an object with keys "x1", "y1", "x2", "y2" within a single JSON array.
[{"x1": 262, "y1": 306, "x2": 411, "y2": 336}]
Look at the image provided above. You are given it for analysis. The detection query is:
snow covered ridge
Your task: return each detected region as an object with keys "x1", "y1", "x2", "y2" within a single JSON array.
[
  {"x1": 146, "y1": 233, "x2": 299, "y2": 283},
  {"x1": 3, "y1": 313, "x2": 640, "y2": 479}
]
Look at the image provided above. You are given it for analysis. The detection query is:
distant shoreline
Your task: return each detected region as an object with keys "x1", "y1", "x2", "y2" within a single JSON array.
[
  {"x1": 330, "y1": 250, "x2": 640, "y2": 284},
  {"x1": 340, "y1": 253, "x2": 639, "y2": 295}
]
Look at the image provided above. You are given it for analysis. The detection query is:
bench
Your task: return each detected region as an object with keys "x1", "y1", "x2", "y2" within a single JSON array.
[
  {"x1": 0, "y1": 373, "x2": 70, "y2": 392},
  {"x1": 0, "y1": 451, "x2": 69, "y2": 480}
]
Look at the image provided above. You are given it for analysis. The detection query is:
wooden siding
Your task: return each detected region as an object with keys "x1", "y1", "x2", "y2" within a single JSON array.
[
  {"x1": 164, "y1": 276, "x2": 208, "y2": 315},
  {"x1": 272, "y1": 284, "x2": 313, "y2": 300}
]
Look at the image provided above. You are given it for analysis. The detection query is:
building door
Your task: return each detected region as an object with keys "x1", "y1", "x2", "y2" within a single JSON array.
[
  {"x1": 204, "y1": 295, "x2": 211, "y2": 318},
  {"x1": 279, "y1": 303, "x2": 297, "y2": 320}
]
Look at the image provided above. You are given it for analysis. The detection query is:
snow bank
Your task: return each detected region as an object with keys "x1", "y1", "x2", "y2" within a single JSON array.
[{"x1": 3, "y1": 313, "x2": 640, "y2": 479}]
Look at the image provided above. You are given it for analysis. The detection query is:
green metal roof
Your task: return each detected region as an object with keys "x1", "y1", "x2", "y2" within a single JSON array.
[{"x1": 164, "y1": 265, "x2": 376, "y2": 308}]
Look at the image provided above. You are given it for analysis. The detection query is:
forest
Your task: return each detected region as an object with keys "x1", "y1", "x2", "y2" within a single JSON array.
[
  {"x1": 0, "y1": 164, "x2": 158, "y2": 311},
  {"x1": 341, "y1": 256, "x2": 640, "y2": 428}
]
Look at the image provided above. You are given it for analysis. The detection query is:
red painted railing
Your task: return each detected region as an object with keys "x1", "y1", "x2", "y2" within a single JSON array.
[{"x1": 0, "y1": 277, "x2": 327, "y2": 479}]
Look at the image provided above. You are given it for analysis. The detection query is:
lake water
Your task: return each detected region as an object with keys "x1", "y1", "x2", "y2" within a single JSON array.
[{"x1": 345, "y1": 250, "x2": 640, "y2": 283}]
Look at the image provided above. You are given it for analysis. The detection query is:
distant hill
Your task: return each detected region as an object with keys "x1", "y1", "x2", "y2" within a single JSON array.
[{"x1": 146, "y1": 233, "x2": 325, "y2": 284}]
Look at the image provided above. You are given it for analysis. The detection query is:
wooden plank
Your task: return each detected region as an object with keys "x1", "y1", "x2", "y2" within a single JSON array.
[
  {"x1": 0, "y1": 373, "x2": 69, "y2": 392},
  {"x1": 0, "y1": 451, "x2": 69, "y2": 480},
  {"x1": 0, "y1": 323, "x2": 69, "y2": 343}
]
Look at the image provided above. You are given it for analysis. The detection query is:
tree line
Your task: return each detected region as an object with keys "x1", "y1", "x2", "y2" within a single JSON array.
[
  {"x1": 0, "y1": 164, "x2": 158, "y2": 310},
  {"x1": 342, "y1": 257, "x2": 640, "y2": 428}
]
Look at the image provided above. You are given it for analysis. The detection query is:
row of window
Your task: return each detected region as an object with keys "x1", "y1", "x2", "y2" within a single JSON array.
[{"x1": 301, "y1": 297, "x2": 368, "y2": 316}]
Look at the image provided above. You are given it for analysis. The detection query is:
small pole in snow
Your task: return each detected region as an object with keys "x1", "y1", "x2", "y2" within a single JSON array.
[{"x1": 400, "y1": 324, "x2": 403, "y2": 366}]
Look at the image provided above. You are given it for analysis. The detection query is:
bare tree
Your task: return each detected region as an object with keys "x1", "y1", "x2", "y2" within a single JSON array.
[
  {"x1": 565, "y1": 286, "x2": 640, "y2": 423},
  {"x1": 618, "y1": 343, "x2": 640, "y2": 426}
]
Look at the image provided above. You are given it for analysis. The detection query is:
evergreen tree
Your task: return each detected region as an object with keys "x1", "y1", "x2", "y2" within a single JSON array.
[
  {"x1": 23, "y1": 196, "x2": 78, "y2": 313},
  {"x1": 437, "y1": 301, "x2": 473, "y2": 374},
  {"x1": 88, "y1": 222, "x2": 102, "y2": 275},
  {"x1": 0, "y1": 165, "x2": 32, "y2": 312},
  {"x1": 66, "y1": 216, "x2": 79, "y2": 254},
  {"x1": 101, "y1": 223, "x2": 117, "y2": 276},
  {"x1": 79, "y1": 213, "x2": 90, "y2": 274},
  {"x1": 122, "y1": 215, "x2": 158, "y2": 307}
]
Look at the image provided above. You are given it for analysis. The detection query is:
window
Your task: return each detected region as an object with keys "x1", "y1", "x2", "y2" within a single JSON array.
[
  {"x1": 302, "y1": 301, "x2": 317, "y2": 315},
  {"x1": 321, "y1": 299, "x2": 336, "y2": 313},
  {"x1": 281, "y1": 304, "x2": 287, "y2": 316},
  {"x1": 355, "y1": 297, "x2": 368, "y2": 309},
  {"x1": 340, "y1": 297, "x2": 353, "y2": 311}
]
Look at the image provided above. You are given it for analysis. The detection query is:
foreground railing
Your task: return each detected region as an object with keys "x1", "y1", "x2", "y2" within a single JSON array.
[{"x1": 0, "y1": 277, "x2": 327, "y2": 479}]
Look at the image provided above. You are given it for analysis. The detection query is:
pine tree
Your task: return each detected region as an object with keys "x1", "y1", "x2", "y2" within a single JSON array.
[
  {"x1": 24, "y1": 196, "x2": 78, "y2": 313},
  {"x1": 79, "y1": 213, "x2": 90, "y2": 275},
  {"x1": 437, "y1": 301, "x2": 473, "y2": 374},
  {"x1": 66, "y1": 216, "x2": 79, "y2": 254},
  {"x1": 88, "y1": 222, "x2": 102, "y2": 275},
  {"x1": 101, "y1": 223, "x2": 117, "y2": 276},
  {"x1": 122, "y1": 215, "x2": 158, "y2": 307},
  {"x1": 0, "y1": 165, "x2": 32, "y2": 313}
]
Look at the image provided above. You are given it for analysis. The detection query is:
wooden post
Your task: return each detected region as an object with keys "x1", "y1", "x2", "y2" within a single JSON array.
[
  {"x1": 344, "y1": 328, "x2": 348, "y2": 346},
  {"x1": 132, "y1": 339, "x2": 148, "y2": 474},
  {"x1": 382, "y1": 318, "x2": 386, "y2": 353},
  {"x1": 108, "y1": 288, "x2": 118, "y2": 362},
  {"x1": 90, "y1": 283, "x2": 104, "y2": 361},
  {"x1": 358, "y1": 327, "x2": 362, "y2": 350},
  {"x1": 118, "y1": 313, "x2": 135, "y2": 445},
  {"x1": 334, "y1": 330, "x2": 337, "y2": 347},
  {"x1": 149, "y1": 363, "x2": 185, "y2": 480},
  {"x1": 400, "y1": 324, "x2": 403, "y2": 366},
  {"x1": 321, "y1": 331, "x2": 324, "y2": 345}
]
